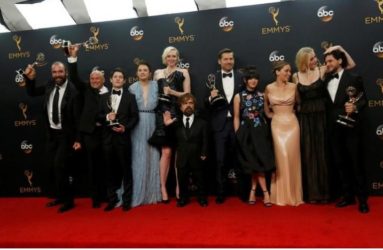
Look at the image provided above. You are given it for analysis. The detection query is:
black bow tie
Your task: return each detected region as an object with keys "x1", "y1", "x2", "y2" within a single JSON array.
[
  {"x1": 330, "y1": 73, "x2": 339, "y2": 79},
  {"x1": 222, "y1": 72, "x2": 233, "y2": 78},
  {"x1": 112, "y1": 89, "x2": 121, "y2": 96}
]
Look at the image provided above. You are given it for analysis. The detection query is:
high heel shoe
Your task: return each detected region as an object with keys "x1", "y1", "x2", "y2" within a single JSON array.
[
  {"x1": 161, "y1": 199, "x2": 170, "y2": 204},
  {"x1": 263, "y1": 190, "x2": 272, "y2": 207},
  {"x1": 248, "y1": 189, "x2": 256, "y2": 205}
]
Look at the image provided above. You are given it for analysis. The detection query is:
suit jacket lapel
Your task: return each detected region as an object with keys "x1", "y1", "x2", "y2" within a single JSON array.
[
  {"x1": 334, "y1": 72, "x2": 348, "y2": 105},
  {"x1": 117, "y1": 90, "x2": 128, "y2": 114},
  {"x1": 215, "y1": 72, "x2": 227, "y2": 102}
]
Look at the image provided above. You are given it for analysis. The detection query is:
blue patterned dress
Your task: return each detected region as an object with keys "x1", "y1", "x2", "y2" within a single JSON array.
[
  {"x1": 128, "y1": 81, "x2": 161, "y2": 207},
  {"x1": 236, "y1": 89, "x2": 275, "y2": 174}
]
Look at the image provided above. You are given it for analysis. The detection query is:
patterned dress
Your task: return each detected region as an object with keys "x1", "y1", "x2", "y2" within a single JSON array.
[{"x1": 236, "y1": 89, "x2": 275, "y2": 174}]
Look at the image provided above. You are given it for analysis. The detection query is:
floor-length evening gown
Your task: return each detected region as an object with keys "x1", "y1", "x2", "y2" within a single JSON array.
[
  {"x1": 269, "y1": 87, "x2": 303, "y2": 206},
  {"x1": 297, "y1": 76, "x2": 330, "y2": 202},
  {"x1": 127, "y1": 81, "x2": 161, "y2": 207}
]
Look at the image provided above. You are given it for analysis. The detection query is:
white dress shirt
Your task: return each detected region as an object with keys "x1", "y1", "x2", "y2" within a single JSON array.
[
  {"x1": 47, "y1": 80, "x2": 68, "y2": 129},
  {"x1": 222, "y1": 70, "x2": 234, "y2": 117},
  {"x1": 327, "y1": 69, "x2": 344, "y2": 103},
  {"x1": 183, "y1": 114, "x2": 194, "y2": 128}
]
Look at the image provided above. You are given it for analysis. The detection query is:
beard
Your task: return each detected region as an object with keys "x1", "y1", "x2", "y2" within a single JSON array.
[
  {"x1": 53, "y1": 76, "x2": 66, "y2": 86},
  {"x1": 183, "y1": 106, "x2": 194, "y2": 116}
]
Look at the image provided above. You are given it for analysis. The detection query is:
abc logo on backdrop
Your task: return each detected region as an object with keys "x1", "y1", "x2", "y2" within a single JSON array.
[
  {"x1": 373, "y1": 41, "x2": 383, "y2": 58},
  {"x1": 130, "y1": 26, "x2": 144, "y2": 41},
  {"x1": 20, "y1": 140, "x2": 33, "y2": 154},
  {"x1": 219, "y1": 17, "x2": 234, "y2": 32},
  {"x1": 376, "y1": 125, "x2": 383, "y2": 140},
  {"x1": 317, "y1": 6, "x2": 334, "y2": 22},
  {"x1": 269, "y1": 50, "x2": 285, "y2": 62}
]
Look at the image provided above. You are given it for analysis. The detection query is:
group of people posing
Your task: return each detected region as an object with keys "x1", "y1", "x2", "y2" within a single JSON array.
[{"x1": 22, "y1": 44, "x2": 369, "y2": 214}]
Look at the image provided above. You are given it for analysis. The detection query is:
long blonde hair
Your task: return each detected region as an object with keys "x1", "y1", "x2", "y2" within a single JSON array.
[{"x1": 295, "y1": 47, "x2": 314, "y2": 72}]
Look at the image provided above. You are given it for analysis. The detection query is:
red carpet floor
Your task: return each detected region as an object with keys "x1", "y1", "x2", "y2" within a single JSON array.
[{"x1": 0, "y1": 196, "x2": 382, "y2": 247}]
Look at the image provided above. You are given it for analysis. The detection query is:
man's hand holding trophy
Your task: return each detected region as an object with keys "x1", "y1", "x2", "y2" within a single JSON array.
[
  {"x1": 336, "y1": 86, "x2": 363, "y2": 128},
  {"x1": 15, "y1": 53, "x2": 47, "y2": 84},
  {"x1": 53, "y1": 35, "x2": 98, "y2": 56},
  {"x1": 206, "y1": 74, "x2": 226, "y2": 108},
  {"x1": 106, "y1": 94, "x2": 122, "y2": 131}
]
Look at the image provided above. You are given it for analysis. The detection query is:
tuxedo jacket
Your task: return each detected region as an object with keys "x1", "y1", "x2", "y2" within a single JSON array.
[
  {"x1": 68, "y1": 62, "x2": 107, "y2": 135},
  {"x1": 25, "y1": 77, "x2": 81, "y2": 141},
  {"x1": 170, "y1": 116, "x2": 209, "y2": 170},
  {"x1": 100, "y1": 87, "x2": 139, "y2": 145},
  {"x1": 205, "y1": 70, "x2": 242, "y2": 132},
  {"x1": 324, "y1": 70, "x2": 367, "y2": 130}
]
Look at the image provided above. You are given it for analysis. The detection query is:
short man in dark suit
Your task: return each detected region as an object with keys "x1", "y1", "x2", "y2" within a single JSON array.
[
  {"x1": 101, "y1": 68, "x2": 139, "y2": 212},
  {"x1": 67, "y1": 44, "x2": 109, "y2": 208},
  {"x1": 164, "y1": 93, "x2": 208, "y2": 207},
  {"x1": 24, "y1": 61, "x2": 81, "y2": 213},
  {"x1": 207, "y1": 48, "x2": 243, "y2": 204},
  {"x1": 324, "y1": 49, "x2": 369, "y2": 213}
]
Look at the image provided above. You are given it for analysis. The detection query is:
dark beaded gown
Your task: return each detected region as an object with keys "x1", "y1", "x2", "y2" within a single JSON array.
[{"x1": 297, "y1": 74, "x2": 330, "y2": 202}]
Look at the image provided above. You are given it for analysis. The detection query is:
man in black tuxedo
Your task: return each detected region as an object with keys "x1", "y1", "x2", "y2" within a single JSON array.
[
  {"x1": 67, "y1": 45, "x2": 109, "y2": 208},
  {"x1": 324, "y1": 49, "x2": 369, "y2": 213},
  {"x1": 101, "y1": 68, "x2": 139, "y2": 212},
  {"x1": 207, "y1": 48, "x2": 243, "y2": 204},
  {"x1": 24, "y1": 62, "x2": 81, "y2": 213},
  {"x1": 164, "y1": 93, "x2": 208, "y2": 207}
]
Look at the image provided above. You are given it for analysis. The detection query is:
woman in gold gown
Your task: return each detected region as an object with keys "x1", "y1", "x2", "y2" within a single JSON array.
[{"x1": 264, "y1": 61, "x2": 303, "y2": 206}]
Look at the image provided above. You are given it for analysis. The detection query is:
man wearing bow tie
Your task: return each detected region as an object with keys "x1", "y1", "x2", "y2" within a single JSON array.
[
  {"x1": 324, "y1": 49, "x2": 369, "y2": 213},
  {"x1": 207, "y1": 48, "x2": 244, "y2": 204},
  {"x1": 101, "y1": 68, "x2": 139, "y2": 212}
]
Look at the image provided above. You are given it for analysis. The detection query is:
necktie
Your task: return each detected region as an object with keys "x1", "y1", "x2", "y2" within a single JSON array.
[
  {"x1": 185, "y1": 117, "x2": 191, "y2": 137},
  {"x1": 222, "y1": 72, "x2": 233, "y2": 78},
  {"x1": 52, "y1": 86, "x2": 60, "y2": 124},
  {"x1": 185, "y1": 117, "x2": 190, "y2": 129},
  {"x1": 112, "y1": 89, "x2": 121, "y2": 96}
]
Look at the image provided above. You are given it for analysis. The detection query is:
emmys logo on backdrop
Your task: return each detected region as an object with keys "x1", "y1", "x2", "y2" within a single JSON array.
[
  {"x1": 8, "y1": 34, "x2": 31, "y2": 60},
  {"x1": 365, "y1": 0, "x2": 383, "y2": 24},
  {"x1": 85, "y1": 26, "x2": 109, "y2": 51},
  {"x1": 376, "y1": 78, "x2": 383, "y2": 95},
  {"x1": 219, "y1": 16, "x2": 234, "y2": 32},
  {"x1": 269, "y1": 50, "x2": 285, "y2": 62},
  {"x1": 372, "y1": 41, "x2": 383, "y2": 58},
  {"x1": 177, "y1": 58, "x2": 190, "y2": 69},
  {"x1": 169, "y1": 17, "x2": 196, "y2": 43},
  {"x1": 130, "y1": 26, "x2": 144, "y2": 41},
  {"x1": 14, "y1": 102, "x2": 37, "y2": 127},
  {"x1": 20, "y1": 170, "x2": 42, "y2": 194},
  {"x1": 20, "y1": 140, "x2": 33, "y2": 154},
  {"x1": 317, "y1": 6, "x2": 334, "y2": 22},
  {"x1": 376, "y1": 124, "x2": 383, "y2": 140},
  {"x1": 261, "y1": 7, "x2": 291, "y2": 35},
  {"x1": 127, "y1": 58, "x2": 141, "y2": 84}
]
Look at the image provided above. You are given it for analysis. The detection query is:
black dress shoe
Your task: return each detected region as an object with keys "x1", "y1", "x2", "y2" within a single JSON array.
[
  {"x1": 104, "y1": 201, "x2": 117, "y2": 212},
  {"x1": 336, "y1": 199, "x2": 356, "y2": 208},
  {"x1": 92, "y1": 201, "x2": 101, "y2": 208},
  {"x1": 58, "y1": 203, "x2": 74, "y2": 213},
  {"x1": 176, "y1": 198, "x2": 188, "y2": 207},
  {"x1": 122, "y1": 204, "x2": 131, "y2": 212},
  {"x1": 46, "y1": 199, "x2": 61, "y2": 207},
  {"x1": 198, "y1": 198, "x2": 208, "y2": 207},
  {"x1": 358, "y1": 202, "x2": 369, "y2": 214},
  {"x1": 215, "y1": 196, "x2": 225, "y2": 204}
]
